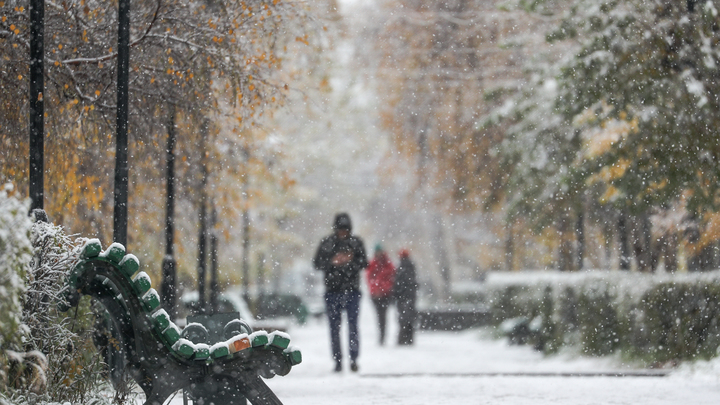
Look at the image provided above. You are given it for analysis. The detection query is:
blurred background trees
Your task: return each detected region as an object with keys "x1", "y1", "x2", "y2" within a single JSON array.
[
  {"x1": 3, "y1": 0, "x2": 720, "y2": 308},
  {"x1": 1, "y1": 0, "x2": 317, "y2": 300}
]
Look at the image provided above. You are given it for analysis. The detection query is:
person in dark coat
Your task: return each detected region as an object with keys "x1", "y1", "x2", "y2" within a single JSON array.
[
  {"x1": 313, "y1": 213, "x2": 368, "y2": 372},
  {"x1": 366, "y1": 244, "x2": 396, "y2": 345},
  {"x1": 394, "y1": 249, "x2": 418, "y2": 345}
]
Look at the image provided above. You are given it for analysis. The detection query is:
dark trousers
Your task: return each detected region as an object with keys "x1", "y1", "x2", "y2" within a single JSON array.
[
  {"x1": 371, "y1": 295, "x2": 392, "y2": 345},
  {"x1": 324, "y1": 290, "x2": 361, "y2": 364},
  {"x1": 397, "y1": 295, "x2": 416, "y2": 345}
]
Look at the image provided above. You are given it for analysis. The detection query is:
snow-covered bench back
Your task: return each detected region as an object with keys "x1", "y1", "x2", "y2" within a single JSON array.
[{"x1": 61, "y1": 239, "x2": 301, "y2": 405}]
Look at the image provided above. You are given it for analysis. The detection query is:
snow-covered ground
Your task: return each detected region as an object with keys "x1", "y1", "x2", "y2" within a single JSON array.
[{"x1": 165, "y1": 297, "x2": 720, "y2": 405}]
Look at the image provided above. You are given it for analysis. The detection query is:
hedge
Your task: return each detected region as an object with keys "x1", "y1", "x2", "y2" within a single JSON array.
[{"x1": 474, "y1": 270, "x2": 720, "y2": 365}]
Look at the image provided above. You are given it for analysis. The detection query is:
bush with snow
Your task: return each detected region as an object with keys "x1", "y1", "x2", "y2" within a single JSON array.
[
  {"x1": 0, "y1": 185, "x2": 116, "y2": 404},
  {"x1": 479, "y1": 270, "x2": 720, "y2": 365},
  {"x1": 0, "y1": 184, "x2": 32, "y2": 352}
]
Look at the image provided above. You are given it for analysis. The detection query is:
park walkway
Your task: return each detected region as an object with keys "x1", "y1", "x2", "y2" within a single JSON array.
[
  {"x1": 263, "y1": 299, "x2": 720, "y2": 405},
  {"x1": 165, "y1": 297, "x2": 720, "y2": 405}
]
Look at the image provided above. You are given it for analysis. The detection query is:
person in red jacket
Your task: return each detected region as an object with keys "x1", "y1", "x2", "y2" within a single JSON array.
[{"x1": 366, "y1": 244, "x2": 396, "y2": 345}]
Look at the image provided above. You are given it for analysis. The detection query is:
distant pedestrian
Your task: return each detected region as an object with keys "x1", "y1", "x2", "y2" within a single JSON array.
[
  {"x1": 394, "y1": 249, "x2": 418, "y2": 345},
  {"x1": 313, "y1": 213, "x2": 368, "y2": 372},
  {"x1": 366, "y1": 244, "x2": 396, "y2": 345}
]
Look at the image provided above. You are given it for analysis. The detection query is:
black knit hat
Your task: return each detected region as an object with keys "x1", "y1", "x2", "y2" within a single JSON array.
[{"x1": 333, "y1": 212, "x2": 352, "y2": 231}]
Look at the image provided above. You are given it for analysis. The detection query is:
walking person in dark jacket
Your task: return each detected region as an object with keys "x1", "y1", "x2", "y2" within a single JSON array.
[
  {"x1": 394, "y1": 249, "x2": 418, "y2": 345},
  {"x1": 313, "y1": 213, "x2": 368, "y2": 372}
]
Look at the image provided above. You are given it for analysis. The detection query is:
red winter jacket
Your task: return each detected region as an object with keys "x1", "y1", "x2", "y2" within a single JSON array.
[{"x1": 366, "y1": 253, "x2": 396, "y2": 298}]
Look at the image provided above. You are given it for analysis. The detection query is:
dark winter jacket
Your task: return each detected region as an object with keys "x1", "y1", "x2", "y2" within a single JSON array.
[
  {"x1": 393, "y1": 256, "x2": 418, "y2": 300},
  {"x1": 313, "y1": 233, "x2": 368, "y2": 293}
]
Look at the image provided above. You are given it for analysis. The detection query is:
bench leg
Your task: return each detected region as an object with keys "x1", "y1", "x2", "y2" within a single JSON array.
[{"x1": 237, "y1": 372, "x2": 283, "y2": 405}]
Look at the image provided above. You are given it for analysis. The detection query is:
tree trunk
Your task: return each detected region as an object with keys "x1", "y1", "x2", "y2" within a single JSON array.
[
  {"x1": 505, "y1": 220, "x2": 514, "y2": 271},
  {"x1": 160, "y1": 105, "x2": 177, "y2": 319},
  {"x1": 272, "y1": 250, "x2": 282, "y2": 294},
  {"x1": 576, "y1": 208, "x2": 585, "y2": 270},
  {"x1": 209, "y1": 205, "x2": 219, "y2": 314},
  {"x1": 113, "y1": 0, "x2": 130, "y2": 247},
  {"x1": 29, "y1": 0, "x2": 44, "y2": 212},
  {"x1": 241, "y1": 147, "x2": 251, "y2": 304},
  {"x1": 557, "y1": 209, "x2": 573, "y2": 271},
  {"x1": 603, "y1": 217, "x2": 613, "y2": 269},
  {"x1": 257, "y1": 252, "x2": 266, "y2": 299},
  {"x1": 636, "y1": 213, "x2": 652, "y2": 272},
  {"x1": 618, "y1": 212, "x2": 630, "y2": 270},
  {"x1": 196, "y1": 120, "x2": 209, "y2": 314},
  {"x1": 662, "y1": 230, "x2": 678, "y2": 273},
  {"x1": 432, "y1": 214, "x2": 451, "y2": 300}
]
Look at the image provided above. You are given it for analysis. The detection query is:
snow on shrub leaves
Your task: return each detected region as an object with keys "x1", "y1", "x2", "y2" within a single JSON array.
[
  {"x1": 0, "y1": 184, "x2": 117, "y2": 404},
  {"x1": 0, "y1": 184, "x2": 32, "y2": 349}
]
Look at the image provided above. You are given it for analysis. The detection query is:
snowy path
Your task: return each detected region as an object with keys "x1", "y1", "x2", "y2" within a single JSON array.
[{"x1": 165, "y1": 298, "x2": 720, "y2": 405}]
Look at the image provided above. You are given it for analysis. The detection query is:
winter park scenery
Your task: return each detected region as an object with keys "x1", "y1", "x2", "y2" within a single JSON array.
[{"x1": 5, "y1": 0, "x2": 720, "y2": 404}]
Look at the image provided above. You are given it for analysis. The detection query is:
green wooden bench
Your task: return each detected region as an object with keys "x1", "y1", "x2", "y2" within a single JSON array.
[{"x1": 61, "y1": 239, "x2": 301, "y2": 405}]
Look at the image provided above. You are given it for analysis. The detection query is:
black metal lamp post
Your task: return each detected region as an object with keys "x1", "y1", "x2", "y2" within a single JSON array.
[
  {"x1": 114, "y1": 0, "x2": 130, "y2": 246},
  {"x1": 241, "y1": 147, "x2": 250, "y2": 303},
  {"x1": 209, "y1": 205, "x2": 219, "y2": 314},
  {"x1": 197, "y1": 120, "x2": 209, "y2": 314},
  {"x1": 161, "y1": 105, "x2": 177, "y2": 319},
  {"x1": 28, "y1": 0, "x2": 44, "y2": 212}
]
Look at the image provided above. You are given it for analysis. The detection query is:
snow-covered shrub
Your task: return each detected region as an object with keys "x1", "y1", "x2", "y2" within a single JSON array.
[
  {"x1": 0, "y1": 193, "x2": 115, "y2": 404},
  {"x1": 536, "y1": 286, "x2": 561, "y2": 353},
  {"x1": 0, "y1": 184, "x2": 32, "y2": 351},
  {"x1": 478, "y1": 270, "x2": 720, "y2": 365},
  {"x1": 0, "y1": 185, "x2": 33, "y2": 392},
  {"x1": 639, "y1": 281, "x2": 720, "y2": 363},
  {"x1": 576, "y1": 283, "x2": 620, "y2": 356},
  {"x1": 487, "y1": 283, "x2": 544, "y2": 323},
  {"x1": 20, "y1": 222, "x2": 115, "y2": 404}
]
